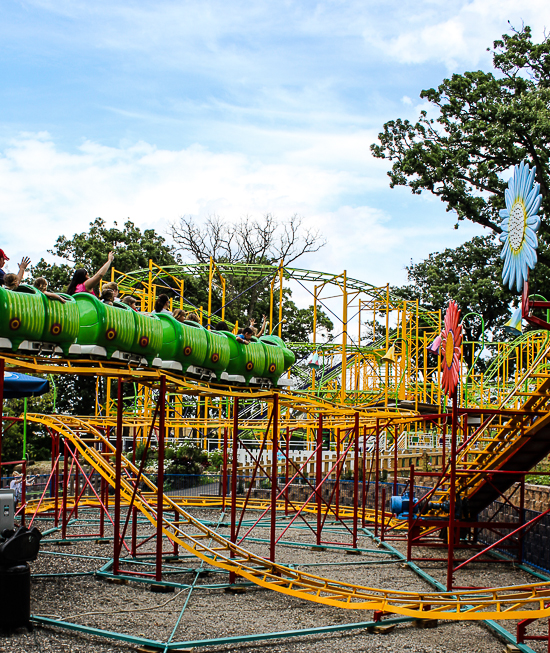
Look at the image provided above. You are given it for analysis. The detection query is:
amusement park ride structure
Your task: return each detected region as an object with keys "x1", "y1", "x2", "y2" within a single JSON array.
[{"x1": 3, "y1": 163, "x2": 550, "y2": 649}]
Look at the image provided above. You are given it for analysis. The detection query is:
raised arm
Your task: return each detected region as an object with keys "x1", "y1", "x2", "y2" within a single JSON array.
[
  {"x1": 84, "y1": 252, "x2": 114, "y2": 291},
  {"x1": 15, "y1": 257, "x2": 31, "y2": 286},
  {"x1": 256, "y1": 315, "x2": 268, "y2": 337}
]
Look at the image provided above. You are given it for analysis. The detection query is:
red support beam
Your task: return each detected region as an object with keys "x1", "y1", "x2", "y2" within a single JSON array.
[
  {"x1": 393, "y1": 424, "x2": 398, "y2": 495},
  {"x1": 99, "y1": 435, "x2": 106, "y2": 538},
  {"x1": 61, "y1": 440, "x2": 69, "y2": 539},
  {"x1": 74, "y1": 448, "x2": 79, "y2": 519},
  {"x1": 381, "y1": 487, "x2": 386, "y2": 542},
  {"x1": 113, "y1": 379, "x2": 124, "y2": 575},
  {"x1": 362, "y1": 426, "x2": 367, "y2": 529},
  {"x1": 375, "y1": 419, "x2": 380, "y2": 539},
  {"x1": 222, "y1": 427, "x2": 228, "y2": 511},
  {"x1": 316, "y1": 413, "x2": 323, "y2": 546},
  {"x1": 230, "y1": 396, "x2": 238, "y2": 585},
  {"x1": 0, "y1": 357, "x2": 4, "y2": 474},
  {"x1": 270, "y1": 394, "x2": 279, "y2": 562},
  {"x1": 284, "y1": 426, "x2": 290, "y2": 517},
  {"x1": 447, "y1": 388, "x2": 458, "y2": 591},
  {"x1": 155, "y1": 375, "x2": 166, "y2": 583},
  {"x1": 353, "y1": 412, "x2": 359, "y2": 549},
  {"x1": 336, "y1": 428, "x2": 340, "y2": 520},
  {"x1": 54, "y1": 433, "x2": 60, "y2": 527},
  {"x1": 131, "y1": 427, "x2": 138, "y2": 557},
  {"x1": 407, "y1": 464, "x2": 414, "y2": 561}
]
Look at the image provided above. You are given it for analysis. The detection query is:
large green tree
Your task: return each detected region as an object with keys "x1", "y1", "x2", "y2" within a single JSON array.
[
  {"x1": 371, "y1": 26, "x2": 550, "y2": 270},
  {"x1": 31, "y1": 218, "x2": 180, "y2": 290}
]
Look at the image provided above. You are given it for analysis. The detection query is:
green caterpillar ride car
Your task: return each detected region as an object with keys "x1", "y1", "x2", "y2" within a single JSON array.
[{"x1": 0, "y1": 285, "x2": 295, "y2": 387}]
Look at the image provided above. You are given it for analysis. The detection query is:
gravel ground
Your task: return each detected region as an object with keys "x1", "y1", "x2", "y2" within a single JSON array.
[{"x1": 1, "y1": 506, "x2": 547, "y2": 653}]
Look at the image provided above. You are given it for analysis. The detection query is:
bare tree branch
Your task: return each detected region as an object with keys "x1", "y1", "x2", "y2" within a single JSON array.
[{"x1": 169, "y1": 213, "x2": 325, "y2": 266}]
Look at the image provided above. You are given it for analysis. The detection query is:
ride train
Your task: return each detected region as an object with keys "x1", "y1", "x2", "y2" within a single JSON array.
[{"x1": 0, "y1": 285, "x2": 295, "y2": 387}]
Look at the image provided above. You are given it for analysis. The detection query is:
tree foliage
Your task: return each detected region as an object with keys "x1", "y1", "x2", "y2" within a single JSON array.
[
  {"x1": 373, "y1": 25, "x2": 550, "y2": 333},
  {"x1": 371, "y1": 26, "x2": 550, "y2": 259},
  {"x1": 31, "y1": 218, "x2": 179, "y2": 291}
]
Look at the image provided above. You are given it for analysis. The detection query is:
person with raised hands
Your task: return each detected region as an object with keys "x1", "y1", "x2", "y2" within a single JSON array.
[{"x1": 67, "y1": 252, "x2": 114, "y2": 296}]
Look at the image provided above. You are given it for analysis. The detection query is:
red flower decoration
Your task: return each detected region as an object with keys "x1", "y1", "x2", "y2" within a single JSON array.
[{"x1": 440, "y1": 300, "x2": 462, "y2": 397}]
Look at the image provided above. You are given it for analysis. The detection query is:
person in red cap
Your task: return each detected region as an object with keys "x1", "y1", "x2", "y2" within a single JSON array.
[{"x1": 0, "y1": 249, "x2": 9, "y2": 285}]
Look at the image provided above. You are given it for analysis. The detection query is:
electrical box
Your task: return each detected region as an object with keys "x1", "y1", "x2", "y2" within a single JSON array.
[{"x1": 0, "y1": 490, "x2": 15, "y2": 532}]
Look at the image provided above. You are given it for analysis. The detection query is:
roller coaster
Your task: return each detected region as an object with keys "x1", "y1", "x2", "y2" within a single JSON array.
[
  {"x1": 4, "y1": 258, "x2": 550, "y2": 650},
  {"x1": 0, "y1": 282, "x2": 295, "y2": 387}
]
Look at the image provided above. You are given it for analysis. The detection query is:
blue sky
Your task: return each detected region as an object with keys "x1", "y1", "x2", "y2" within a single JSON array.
[{"x1": 1, "y1": 0, "x2": 548, "y2": 289}]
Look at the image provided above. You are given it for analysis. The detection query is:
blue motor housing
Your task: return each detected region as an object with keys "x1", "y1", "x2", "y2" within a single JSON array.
[{"x1": 391, "y1": 495, "x2": 416, "y2": 519}]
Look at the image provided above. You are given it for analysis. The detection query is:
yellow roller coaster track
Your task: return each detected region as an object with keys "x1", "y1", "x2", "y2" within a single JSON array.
[
  {"x1": 27, "y1": 493, "x2": 395, "y2": 525},
  {"x1": 24, "y1": 413, "x2": 550, "y2": 621},
  {"x1": 1, "y1": 351, "x2": 414, "y2": 421}
]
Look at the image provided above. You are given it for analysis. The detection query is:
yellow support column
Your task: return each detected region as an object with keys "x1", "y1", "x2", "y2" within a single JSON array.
[
  {"x1": 340, "y1": 270, "x2": 347, "y2": 405},
  {"x1": 278, "y1": 261, "x2": 284, "y2": 337},
  {"x1": 269, "y1": 274, "x2": 276, "y2": 333},
  {"x1": 147, "y1": 259, "x2": 153, "y2": 312},
  {"x1": 312, "y1": 285, "x2": 317, "y2": 392},
  {"x1": 384, "y1": 284, "x2": 390, "y2": 408},
  {"x1": 208, "y1": 257, "x2": 213, "y2": 329}
]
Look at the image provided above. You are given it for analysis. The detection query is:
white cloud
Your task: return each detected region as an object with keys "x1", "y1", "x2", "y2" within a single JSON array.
[
  {"x1": 369, "y1": 0, "x2": 550, "y2": 68},
  {"x1": 0, "y1": 131, "x2": 374, "y2": 263},
  {"x1": 25, "y1": 0, "x2": 550, "y2": 73},
  {"x1": 0, "y1": 132, "x2": 483, "y2": 294}
]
